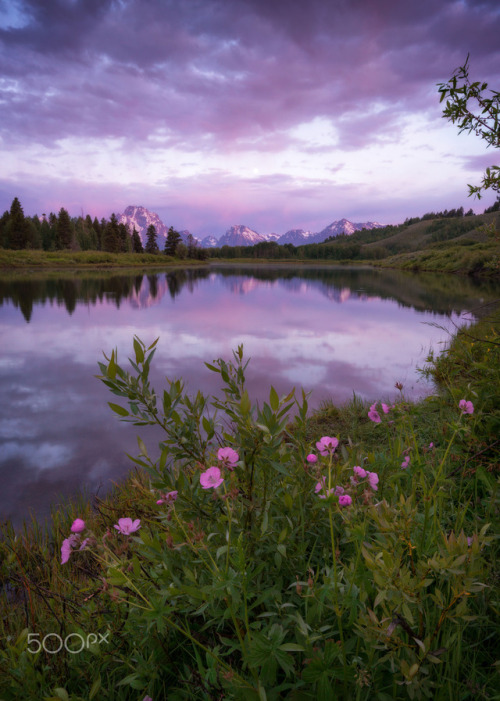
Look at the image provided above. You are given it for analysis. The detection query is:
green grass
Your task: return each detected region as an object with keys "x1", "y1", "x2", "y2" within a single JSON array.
[{"x1": 0, "y1": 249, "x2": 208, "y2": 270}]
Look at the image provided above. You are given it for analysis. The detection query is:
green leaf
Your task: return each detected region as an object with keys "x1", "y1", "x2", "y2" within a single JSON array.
[
  {"x1": 279, "y1": 643, "x2": 305, "y2": 652},
  {"x1": 108, "y1": 402, "x2": 129, "y2": 417},
  {"x1": 52, "y1": 690, "x2": 69, "y2": 701},
  {"x1": 270, "y1": 386, "x2": 279, "y2": 412},
  {"x1": 133, "y1": 337, "x2": 144, "y2": 364},
  {"x1": 89, "y1": 676, "x2": 102, "y2": 700}
]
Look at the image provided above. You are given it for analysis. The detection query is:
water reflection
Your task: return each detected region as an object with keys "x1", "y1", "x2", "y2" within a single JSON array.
[{"x1": 1, "y1": 265, "x2": 499, "y2": 526}]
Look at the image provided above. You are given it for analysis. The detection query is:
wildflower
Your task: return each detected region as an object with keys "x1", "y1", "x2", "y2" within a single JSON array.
[
  {"x1": 70, "y1": 518, "x2": 85, "y2": 533},
  {"x1": 199, "y1": 466, "x2": 224, "y2": 489},
  {"x1": 61, "y1": 534, "x2": 79, "y2": 565},
  {"x1": 114, "y1": 518, "x2": 141, "y2": 535},
  {"x1": 459, "y1": 399, "x2": 474, "y2": 415},
  {"x1": 368, "y1": 403, "x2": 381, "y2": 423},
  {"x1": 314, "y1": 477, "x2": 326, "y2": 493},
  {"x1": 429, "y1": 442, "x2": 434, "y2": 449},
  {"x1": 353, "y1": 465, "x2": 367, "y2": 480},
  {"x1": 467, "y1": 536, "x2": 473, "y2": 547},
  {"x1": 338, "y1": 494, "x2": 352, "y2": 507},
  {"x1": 306, "y1": 453, "x2": 318, "y2": 464},
  {"x1": 367, "y1": 471, "x2": 379, "y2": 491},
  {"x1": 157, "y1": 490, "x2": 178, "y2": 505},
  {"x1": 401, "y1": 455, "x2": 410, "y2": 469},
  {"x1": 217, "y1": 447, "x2": 239, "y2": 469},
  {"x1": 315, "y1": 436, "x2": 339, "y2": 455},
  {"x1": 79, "y1": 538, "x2": 90, "y2": 551},
  {"x1": 334, "y1": 485, "x2": 345, "y2": 496},
  {"x1": 381, "y1": 403, "x2": 390, "y2": 414}
]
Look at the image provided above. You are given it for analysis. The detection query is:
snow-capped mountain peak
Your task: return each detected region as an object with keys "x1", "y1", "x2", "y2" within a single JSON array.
[{"x1": 118, "y1": 205, "x2": 169, "y2": 247}]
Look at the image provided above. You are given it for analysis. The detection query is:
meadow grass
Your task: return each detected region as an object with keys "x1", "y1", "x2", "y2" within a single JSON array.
[
  {"x1": 0, "y1": 249, "x2": 207, "y2": 270},
  {"x1": 0, "y1": 304, "x2": 499, "y2": 700}
]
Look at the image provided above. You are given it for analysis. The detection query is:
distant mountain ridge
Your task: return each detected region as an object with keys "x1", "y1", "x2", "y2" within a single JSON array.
[{"x1": 118, "y1": 205, "x2": 383, "y2": 248}]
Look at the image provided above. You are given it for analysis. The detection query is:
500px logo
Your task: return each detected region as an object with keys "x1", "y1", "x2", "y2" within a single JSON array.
[{"x1": 27, "y1": 632, "x2": 110, "y2": 654}]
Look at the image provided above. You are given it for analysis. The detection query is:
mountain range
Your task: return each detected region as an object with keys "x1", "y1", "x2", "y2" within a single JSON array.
[{"x1": 118, "y1": 205, "x2": 383, "y2": 248}]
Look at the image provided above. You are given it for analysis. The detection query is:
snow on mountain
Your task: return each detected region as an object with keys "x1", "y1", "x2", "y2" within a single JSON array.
[
  {"x1": 201, "y1": 235, "x2": 219, "y2": 248},
  {"x1": 118, "y1": 205, "x2": 169, "y2": 247},
  {"x1": 217, "y1": 225, "x2": 266, "y2": 247},
  {"x1": 117, "y1": 206, "x2": 384, "y2": 249},
  {"x1": 277, "y1": 228, "x2": 313, "y2": 245},
  {"x1": 310, "y1": 218, "x2": 383, "y2": 243}
]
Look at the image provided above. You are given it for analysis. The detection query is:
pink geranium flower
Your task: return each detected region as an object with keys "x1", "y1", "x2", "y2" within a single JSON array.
[
  {"x1": 367, "y1": 471, "x2": 379, "y2": 491},
  {"x1": 314, "y1": 477, "x2": 326, "y2": 493},
  {"x1": 368, "y1": 403, "x2": 381, "y2": 423},
  {"x1": 157, "y1": 490, "x2": 178, "y2": 505},
  {"x1": 381, "y1": 403, "x2": 390, "y2": 414},
  {"x1": 114, "y1": 518, "x2": 141, "y2": 535},
  {"x1": 70, "y1": 518, "x2": 85, "y2": 533},
  {"x1": 200, "y1": 466, "x2": 224, "y2": 489},
  {"x1": 217, "y1": 447, "x2": 239, "y2": 469},
  {"x1": 306, "y1": 453, "x2": 318, "y2": 464},
  {"x1": 315, "y1": 436, "x2": 339, "y2": 455},
  {"x1": 459, "y1": 399, "x2": 474, "y2": 415},
  {"x1": 61, "y1": 534, "x2": 79, "y2": 565},
  {"x1": 401, "y1": 455, "x2": 410, "y2": 469},
  {"x1": 353, "y1": 465, "x2": 367, "y2": 480},
  {"x1": 338, "y1": 494, "x2": 352, "y2": 507}
]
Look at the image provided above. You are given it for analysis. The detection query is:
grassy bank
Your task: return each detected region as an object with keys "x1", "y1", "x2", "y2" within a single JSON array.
[
  {"x1": 0, "y1": 249, "x2": 208, "y2": 270},
  {"x1": 0, "y1": 304, "x2": 499, "y2": 699}
]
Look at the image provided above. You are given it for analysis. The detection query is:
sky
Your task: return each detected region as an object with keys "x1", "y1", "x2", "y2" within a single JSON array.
[{"x1": 0, "y1": 0, "x2": 499, "y2": 238}]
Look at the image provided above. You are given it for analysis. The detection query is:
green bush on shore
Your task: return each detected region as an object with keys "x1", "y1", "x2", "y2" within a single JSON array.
[{"x1": 0, "y1": 304, "x2": 499, "y2": 700}]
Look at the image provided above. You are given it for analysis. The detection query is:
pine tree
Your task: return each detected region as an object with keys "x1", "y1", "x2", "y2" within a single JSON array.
[
  {"x1": 164, "y1": 226, "x2": 182, "y2": 256},
  {"x1": 145, "y1": 224, "x2": 159, "y2": 254},
  {"x1": 102, "y1": 213, "x2": 121, "y2": 253},
  {"x1": 56, "y1": 207, "x2": 74, "y2": 249},
  {"x1": 7, "y1": 197, "x2": 31, "y2": 249},
  {"x1": 132, "y1": 227, "x2": 144, "y2": 253}
]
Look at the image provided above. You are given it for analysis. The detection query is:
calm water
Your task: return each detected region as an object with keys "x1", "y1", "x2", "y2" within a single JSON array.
[{"x1": 1, "y1": 264, "x2": 498, "y2": 526}]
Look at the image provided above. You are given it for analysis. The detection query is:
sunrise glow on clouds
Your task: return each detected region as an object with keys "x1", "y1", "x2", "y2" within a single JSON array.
[{"x1": 0, "y1": 0, "x2": 499, "y2": 237}]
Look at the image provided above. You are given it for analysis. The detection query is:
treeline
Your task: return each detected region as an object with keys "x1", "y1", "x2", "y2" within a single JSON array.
[
  {"x1": 0, "y1": 197, "x2": 208, "y2": 260},
  {"x1": 403, "y1": 197, "x2": 499, "y2": 225}
]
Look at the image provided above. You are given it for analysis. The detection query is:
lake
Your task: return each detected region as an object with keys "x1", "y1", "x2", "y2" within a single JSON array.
[{"x1": 1, "y1": 264, "x2": 499, "y2": 526}]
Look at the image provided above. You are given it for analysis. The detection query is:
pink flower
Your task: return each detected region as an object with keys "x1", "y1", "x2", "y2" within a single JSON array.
[
  {"x1": 156, "y1": 490, "x2": 178, "y2": 505},
  {"x1": 368, "y1": 403, "x2": 381, "y2": 423},
  {"x1": 367, "y1": 471, "x2": 379, "y2": 491},
  {"x1": 315, "y1": 436, "x2": 339, "y2": 455},
  {"x1": 429, "y1": 442, "x2": 434, "y2": 449},
  {"x1": 353, "y1": 465, "x2": 367, "y2": 480},
  {"x1": 61, "y1": 534, "x2": 79, "y2": 565},
  {"x1": 70, "y1": 518, "x2": 85, "y2": 533},
  {"x1": 459, "y1": 399, "x2": 474, "y2": 415},
  {"x1": 338, "y1": 494, "x2": 352, "y2": 507},
  {"x1": 381, "y1": 403, "x2": 390, "y2": 414},
  {"x1": 218, "y1": 447, "x2": 239, "y2": 469},
  {"x1": 306, "y1": 453, "x2": 318, "y2": 464},
  {"x1": 334, "y1": 485, "x2": 345, "y2": 495},
  {"x1": 314, "y1": 477, "x2": 326, "y2": 493},
  {"x1": 200, "y1": 466, "x2": 224, "y2": 489},
  {"x1": 114, "y1": 518, "x2": 141, "y2": 535},
  {"x1": 401, "y1": 455, "x2": 410, "y2": 469},
  {"x1": 467, "y1": 536, "x2": 473, "y2": 547},
  {"x1": 79, "y1": 538, "x2": 90, "y2": 551}
]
